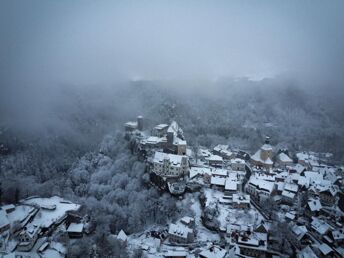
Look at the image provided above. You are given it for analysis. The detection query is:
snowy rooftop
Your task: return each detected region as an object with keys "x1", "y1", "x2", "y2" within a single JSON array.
[
  {"x1": 261, "y1": 144, "x2": 272, "y2": 151},
  {"x1": 304, "y1": 171, "x2": 323, "y2": 185},
  {"x1": 168, "y1": 223, "x2": 192, "y2": 239},
  {"x1": 255, "y1": 173, "x2": 276, "y2": 182},
  {"x1": 291, "y1": 225, "x2": 308, "y2": 241},
  {"x1": 281, "y1": 190, "x2": 295, "y2": 199},
  {"x1": 180, "y1": 216, "x2": 194, "y2": 225},
  {"x1": 163, "y1": 250, "x2": 187, "y2": 257},
  {"x1": 311, "y1": 217, "x2": 331, "y2": 235},
  {"x1": 67, "y1": 222, "x2": 83, "y2": 233},
  {"x1": 125, "y1": 121, "x2": 138, "y2": 128},
  {"x1": 211, "y1": 168, "x2": 228, "y2": 177},
  {"x1": 0, "y1": 209, "x2": 9, "y2": 229},
  {"x1": 154, "y1": 124, "x2": 168, "y2": 130},
  {"x1": 232, "y1": 194, "x2": 250, "y2": 204},
  {"x1": 213, "y1": 144, "x2": 229, "y2": 151},
  {"x1": 219, "y1": 149, "x2": 233, "y2": 157},
  {"x1": 319, "y1": 185, "x2": 339, "y2": 196},
  {"x1": 291, "y1": 163, "x2": 306, "y2": 173},
  {"x1": 117, "y1": 229, "x2": 128, "y2": 241},
  {"x1": 236, "y1": 232, "x2": 268, "y2": 250},
  {"x1": 231, "y1": 158, "x2": 245, "y2": 164},
  {"x1": 297, "y1": 246, "x2": 318, "y2": 258},
  {"x1": 144, "y1": 136, "x2": 162, "y2": 144},
  {"x1": 225, "y1": 179, "x2": 238, "y2": 191},
  {"x1": 6, "y1": 204, "x2": 37, "y2": 225},
  {"x1": 153, "y1": 151, "x2": 184, "y2": 166},
  {"x1": 251, "y1": 149, "x2": 273, "y2": 165},
  {"x1": 248, "y1": 176, "x2": 275, "y2": 193},
  {"x1": 199, "y1": 246, "x2": 227, "y2": 258},
  {"x1": 189, "y1": 166, "x2": 211, "y2": 178},
  {"x1": 210, "y1": 176, "x2": 226, "y2": 186},
  {"x1": 198, "y1": 148, "x2": 212, "y2": 157},
  {"x1": 319, "y1": 243, "x2": 333, "y2": 255},
  {"x1": 332, "y1": 229, "x2": 344, "y2": 241},
  {"x1": 284, "y1": 183, "x2": 298, "y2": 193},
  {"x1": 298, "y1": 176, "x2": 309, "y2": 187},
  {"x1": 2, "y1": 204, "x2": 15, "y2": 212},
  {"x1": 307, "y1": 199, "x2": 322, "y2": 212},
  {"x1": 167, "y1": 121, "x2": 180, "y2": 136},
  {"x1": 207, "y1": 155, "x2": 223, "y2": 162},
  {"x1": 278, "y1": 152, "x2": 293, "y2": 163},
  {"x1": 22, "y1": 196, "x2": 80, "y2": 229}
]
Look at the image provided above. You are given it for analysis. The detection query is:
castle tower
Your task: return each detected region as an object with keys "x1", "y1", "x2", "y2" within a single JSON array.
[{"x1": 137, "y1": 116, "x2": 143, "y2": 131}]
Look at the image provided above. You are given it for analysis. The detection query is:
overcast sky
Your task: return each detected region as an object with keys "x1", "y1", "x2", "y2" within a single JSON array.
[{"x1": 1, "y1": 0, "x2": 344, "y2": 86}]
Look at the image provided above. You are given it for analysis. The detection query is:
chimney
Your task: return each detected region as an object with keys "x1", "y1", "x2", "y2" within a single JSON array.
[
  {"x1": 265, "y1": 136, "x2": 270, "y2": 144},
  {"x1": 137, "y1": 116, "x2": 143, "y2": 131}
]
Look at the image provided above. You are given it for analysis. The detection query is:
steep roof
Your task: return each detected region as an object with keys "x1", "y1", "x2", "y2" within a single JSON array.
[
  {"x1": 278, "y1": 152, "x2": 293, "y2": 163},
  {"x1": 117, "y1": 229, "x2": 128, "y2": 241},
  {"x1": 248, "y1": 176, "x2": 275, "y2": 193}
]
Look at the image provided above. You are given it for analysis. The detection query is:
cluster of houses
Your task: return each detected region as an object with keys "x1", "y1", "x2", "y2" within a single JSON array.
[
  {"x1": 242, "y1": 141, "x2": 344, "y2": 257},
  {"x1": 0, "y1": 196, "x2": 86, "y2": 258},
  {"x1": 124, "y1": 115, "x2": 344, "y2": 258}
]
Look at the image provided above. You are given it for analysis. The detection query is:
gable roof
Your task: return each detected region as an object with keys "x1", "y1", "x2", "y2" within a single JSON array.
[{"x1": 117, "y1": 229, "x2": 128, "y2": 241}]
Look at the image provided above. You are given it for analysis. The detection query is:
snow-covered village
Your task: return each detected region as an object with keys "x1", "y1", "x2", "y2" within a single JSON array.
[
  {"x1": 119, "y1": 116, "x2": 344, "y2": 258},
  {"x1": 1, "y1": 114, "x2": 344, "y2": 258},
  {"x1": 2, "y1": 1, "x2": 344, "y2": 258}
]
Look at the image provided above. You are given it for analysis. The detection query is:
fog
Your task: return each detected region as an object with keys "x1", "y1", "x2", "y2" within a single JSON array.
[
  {"x1": 1, "y1": 1, "x2": 344, "y2": 142},
  {"x1": 2, "y1": 1, "x2": 344, "y2": 83}
]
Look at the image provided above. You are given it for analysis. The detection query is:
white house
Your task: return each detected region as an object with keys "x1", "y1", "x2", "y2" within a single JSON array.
[
  {"x1": 245, "y1": 176, "x2": 275, "y2": 201},
  {"x1": 281, "y1": 183, "x2": 299, "y2": 204},
  {"x1": 152, "y1": 151, "x2": 189, "y2": 178},
  {"x1": 231, "y1": 158, "x2": 246, "y2": 171},
  {"x1": 168, "y1": 223, "x2": 194, "y2": 244}
]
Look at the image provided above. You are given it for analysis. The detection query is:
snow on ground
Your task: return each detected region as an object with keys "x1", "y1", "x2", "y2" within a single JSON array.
[
  {"x1": 204, "y1": 188, "x2": 223, "y2": 207},
  {"x1": 188, "y1": 194, "x2": 220, "y2": 243},
  {"x1": 126, "y1": 189, "x2": 266, "y2": 257},
  {"x1": 127, "y1": 192, "x2": 221, "y2": 257},
  {"x1": 41, "y1": 242, "x2": 66, "y2": 258},
  {"x1": 203, "y1": 188, "x2": 264, "y2": 228}
]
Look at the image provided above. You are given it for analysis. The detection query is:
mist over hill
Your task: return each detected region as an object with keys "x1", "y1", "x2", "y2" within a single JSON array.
[{"x1": 1, "y1": 77, "x2": 344, "y2": 169}]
